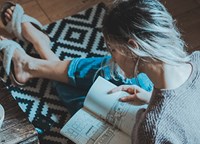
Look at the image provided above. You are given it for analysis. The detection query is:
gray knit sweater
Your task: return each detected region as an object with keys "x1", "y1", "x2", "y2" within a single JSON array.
[{"x1": 132, "y1": 51, "x2": 200, "y2": 144}]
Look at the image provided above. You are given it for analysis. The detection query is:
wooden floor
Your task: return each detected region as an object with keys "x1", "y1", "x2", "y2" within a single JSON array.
[{"x1": 0, "y1": 0, "x2": 200, "y2": 52}]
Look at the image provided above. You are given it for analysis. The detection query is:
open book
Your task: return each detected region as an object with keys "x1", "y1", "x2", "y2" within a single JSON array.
[{"x1": 60, "y1": 76, "x2": 147, "y2": 144}]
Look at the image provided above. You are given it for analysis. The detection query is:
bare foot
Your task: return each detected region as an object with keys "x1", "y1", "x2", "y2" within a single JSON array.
[
  {"x1": 3, "y1": 6, "x2": 60, "y2": 61},
  {"x1": 0, "y1": 36, "x2": 32, "y2": 85},
  {"x1": 4, "y1": 6, "x2": 50, "y2": 47}
]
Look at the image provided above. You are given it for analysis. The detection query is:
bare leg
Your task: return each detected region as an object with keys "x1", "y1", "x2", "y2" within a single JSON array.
[
  {"x1": 0, "y1": 36, "x2": 70, "y2": 84},
  {"x1": 4, "y1": 6, "x2": 71, "y2": 84},
  {"x1": 13, "y1": 51, "x2": 70, "y2": 83},
  {"x1": 22, "y1": 22, "x2": 59, "y2": 61},
  {"x1": 4, "y1": 6, "x2": 59, "y2": 61}
]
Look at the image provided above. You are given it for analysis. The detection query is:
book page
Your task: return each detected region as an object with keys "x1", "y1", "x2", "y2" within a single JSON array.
[
  {"x1": 60, "y1": 108, "x2": 131, "y2": 144},
  {"x1": 84, "y1": 76, "x2": 147, "y2": 136}
]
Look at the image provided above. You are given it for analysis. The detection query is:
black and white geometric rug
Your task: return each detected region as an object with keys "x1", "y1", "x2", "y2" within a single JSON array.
[{"x1": 0, "y1": 3, "x2": 107, "y2": 144}]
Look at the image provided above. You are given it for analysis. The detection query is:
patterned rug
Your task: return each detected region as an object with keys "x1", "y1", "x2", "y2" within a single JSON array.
[{"x1": 0, "y1": 3, "x2": 107, "y2": 144}]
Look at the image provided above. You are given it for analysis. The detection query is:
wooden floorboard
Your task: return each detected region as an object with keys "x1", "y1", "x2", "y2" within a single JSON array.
[
  {"x1": 22, "y1": 0, "x2": 50, "y2": 25},
  {"x1": 37, "y1": 0, "x2": 105, "y2": 22},
  {"x1": 175, "y1": 7, "x2": 200, "y2": 51},
  {"x1": 161, "y1": 0, "x2": 199, "y2": 16}
]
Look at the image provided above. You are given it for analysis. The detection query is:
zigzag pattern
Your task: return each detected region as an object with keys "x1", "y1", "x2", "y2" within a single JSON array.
[{"x1": 0, "y1": 3, "x2": 106, "y2": 144}]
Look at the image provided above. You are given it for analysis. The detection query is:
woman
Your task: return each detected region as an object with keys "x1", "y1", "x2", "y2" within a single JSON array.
[
  {"x1": 103, "y1": 0, "x2": 200, "y2": 143},
  {"x1": 0, "y1": 1, "x2": 152, "y2": 114},
  {"x1": 1, "y1": 0, "x2": 199, "y2": 143}
]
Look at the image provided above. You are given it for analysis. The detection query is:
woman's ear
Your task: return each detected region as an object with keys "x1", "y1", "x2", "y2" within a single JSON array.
[{"x1": 128, "y1": 39, "x2": 139, "y2": 48}]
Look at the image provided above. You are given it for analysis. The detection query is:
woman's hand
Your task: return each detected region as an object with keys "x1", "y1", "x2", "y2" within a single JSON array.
[{"x1": 108, "y1": 85, "x2": 152, "y2": 105}]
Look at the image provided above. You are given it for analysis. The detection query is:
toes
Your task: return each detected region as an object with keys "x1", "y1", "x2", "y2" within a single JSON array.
[
  {"x1": 4, "y1": 12, "x2": 12, "y2": 21},
  {"x1": 6, "y1": 8, "x2": 13, "y2": 15},
  {"x1": 10, "y1": 6, "x2": 15, "y2": 11},
  {"x1": 5, "y1": 16, "x2": 10, "y2": 23},
  {"x1": 4, "y1": 7, "x2": 15, "y2": 22}
]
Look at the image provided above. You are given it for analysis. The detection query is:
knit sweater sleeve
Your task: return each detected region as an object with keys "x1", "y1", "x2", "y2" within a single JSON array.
[
  {"x1": 132, "y1": 91, "x2": 166, "y2": 144},
  {"x1": 132, "y1": 90, "x2": 189, "y2": 144},
  {"x1": 132, "y1": 51, "x2": 200, "y2": 144}
]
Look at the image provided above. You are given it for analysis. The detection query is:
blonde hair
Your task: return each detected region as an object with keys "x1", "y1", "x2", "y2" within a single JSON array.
[{"x1": 102, "y1": 0, "x2": 190, "y2": 65}]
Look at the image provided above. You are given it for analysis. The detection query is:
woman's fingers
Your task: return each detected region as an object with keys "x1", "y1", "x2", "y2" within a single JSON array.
[
  {"x1": 107, "y1": 85, "x2": 151, "y2": 104},
  {"x1": 127, "y1": 87, "x2": 135, "y2": 93},
  {"x1": 108, "y1": 85, "x2": 140, "y2": 94},
  {"x1": 107, "y1": 85, "x2": 128, "y2": 94},
  {"x1": 119, "y1": 94, "x2": 136, "y2": 102},
  {"x1": 120, "y1": 91, "x2": 151, "y2": 104}
]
